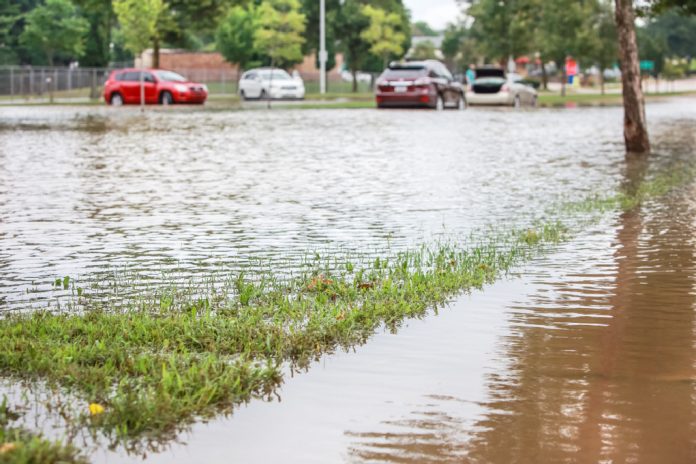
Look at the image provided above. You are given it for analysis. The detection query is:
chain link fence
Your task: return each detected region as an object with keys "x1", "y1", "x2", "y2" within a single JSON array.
[{"x1": 0, "y1": 66, "x2": 374, "y2": 104}]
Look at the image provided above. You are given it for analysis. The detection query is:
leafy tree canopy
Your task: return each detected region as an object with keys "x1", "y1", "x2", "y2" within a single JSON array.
[
  {"x1": 19, "y1": 0, "x2": 89, "y2": 65},
  {"x1": 113, "y1": 0, "x2": 164, "y2": 56},
  {"x1": 216, "y1": 4, "x2": 259, "y2": 71},
  {"x1": 360, "y1": 4, "x2": 406, "y2": 66},
  {"x1": 254, "y1": 0, "x2": 306, "y2": 68}
]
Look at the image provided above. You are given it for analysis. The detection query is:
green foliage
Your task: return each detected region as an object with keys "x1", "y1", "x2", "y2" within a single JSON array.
[
  {"x1": 411, "y1": 20, "x2": 438, "y2": 36},
  {"x1": 467, "y1": 0, "x2": 536, "y2": 62},
  {"x1": 642, "y1": 8, "x2": 696, "y2": 59},
  {"x1": 662, "y1": 58, "x2": 689, "y2": 80},
  {"x1": 253, "y1": 0, "x2": 306, "y2": 68},
  {"x1": 360, "y1": 4, "x2": 405, "y2": 66},
  {"x1": 334, "y1": 0, "x2": 371, "y2": 78},
  {"x1": 0, "y1": 0, "x2": 20, "y2": 63},
  {"x1": 637, "y1": 27, "x2": 667, "y2": 76},
  {"x1": 19, "y1": 0, "x2": 88, "y2": 65},
  {"x1": 646, "y1": 0, "x2": 696, "y2": 15},
  {"x1": 216, "y1": 5, "x2": 259, "y2": 71},
  {"x1": 113, "y1": 0, "x2": 163, "y2": 56},
  {"x1": 301, "y1": 0, "x2": 339, "y2": 70},
  {"x1": 72, "y1": 0, "x2": 113, "y2": 67},
  {"x1": 0, "y1": 0, "x2": 19, "y2": 44},
  {"x1": 409, "y1": 40, "x2": 438, "y2": 60},
  {"x1": 441, "y1": 23, "x2": 480, "y2": 72}
]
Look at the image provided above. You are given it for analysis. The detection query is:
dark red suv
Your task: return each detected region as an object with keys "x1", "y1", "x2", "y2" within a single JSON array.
[
  {"x1": 103, "y1": 69, "x2": 208, "y2": 105},
  {"x1": 375, "y1": 60, "x2": 466, "y2": 110}
]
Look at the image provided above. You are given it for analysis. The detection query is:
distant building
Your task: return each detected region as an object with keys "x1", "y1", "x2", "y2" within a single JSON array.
[{"x1": 136, "y1": 49, "x2": 345, "y2": 80}]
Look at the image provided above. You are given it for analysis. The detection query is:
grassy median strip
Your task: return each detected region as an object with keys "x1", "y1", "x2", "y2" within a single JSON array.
[{"x1": 0, "y1": 166, "x2": 692, "y2": 460}]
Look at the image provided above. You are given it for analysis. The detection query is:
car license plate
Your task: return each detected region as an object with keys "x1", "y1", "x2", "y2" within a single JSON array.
[{"x1": 394, "y1": 85, "x2": 407, "y2": 93}]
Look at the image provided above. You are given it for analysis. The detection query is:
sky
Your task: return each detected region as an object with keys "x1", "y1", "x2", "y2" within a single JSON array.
[{"x1": 404, "y1": 0, "x2": 462, "y2": 31}]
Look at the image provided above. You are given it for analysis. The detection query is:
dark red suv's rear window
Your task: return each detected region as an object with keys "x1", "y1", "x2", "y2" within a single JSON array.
[{"x1": 382, "y1": 68, "x2": 427, "y2": 80}]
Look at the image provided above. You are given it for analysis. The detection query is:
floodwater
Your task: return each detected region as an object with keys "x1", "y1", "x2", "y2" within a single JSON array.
[{"x1": 1, "y1": 100, "x2": 696, "y2": 463}]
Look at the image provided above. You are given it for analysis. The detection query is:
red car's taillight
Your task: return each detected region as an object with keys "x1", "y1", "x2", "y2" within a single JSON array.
[{"x1": 501, "y1": 84, "x2": 510, "y2": 92}]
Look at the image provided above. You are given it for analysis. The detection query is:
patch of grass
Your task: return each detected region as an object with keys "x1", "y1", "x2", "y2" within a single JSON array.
[
  {"x1": 0, "y1": 227, "x2": 563, "y2": 445},
  {"x1": 562, "y1": 166, "x2": 696, "y2": 214},
  {"x1": 0, "y1": 163, "x2": 693, "y2": 454}
]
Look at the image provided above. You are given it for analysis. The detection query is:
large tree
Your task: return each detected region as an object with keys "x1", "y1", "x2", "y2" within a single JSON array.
[
  {"x1": 615, "y1": 0, "x2": 650, "y2": 155},
  {"x1": 216, "y1": 4, "x2": 259, "y2": 75},
  {"x1": 253, "y1": 0, "x2": 306, "y2": 68},
  {"x1": 113, "y1": 0, "x2": 163, "y2": 107},
  {"x1": 19, "y1": 0, "x2": 89, "y2": 65},
  {"x1": 360, "y1": 4, "x2": 405, "y2": 68},
  {"x1": 113, "y1": 0, "x2": 163, "y2": 60},
  {"x1": 73, "y1": 0, "x2": 113, "y2": 67},
  {"x1": 0, "y1": 0, "x2": 20, "y2": 63},
  {"x1": 466, "y1": 0, "x2": 535, "y2": 63},
  {"x1": 334, "y1": 0, "x2": 371, "y2": 92}
]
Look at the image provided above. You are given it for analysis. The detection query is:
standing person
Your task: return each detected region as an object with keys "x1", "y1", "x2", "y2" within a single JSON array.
[{"x1": 466, "y1": 64, "x2": 476, "y2": 86}]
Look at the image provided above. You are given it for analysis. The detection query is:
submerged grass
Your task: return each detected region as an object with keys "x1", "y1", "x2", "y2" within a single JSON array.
[
  {"x1": 0, "y1": 165, "x2": 693, "y2": 459},
  {"x1": 0, "y1": 397, "x2": 86, "y2": 464}
]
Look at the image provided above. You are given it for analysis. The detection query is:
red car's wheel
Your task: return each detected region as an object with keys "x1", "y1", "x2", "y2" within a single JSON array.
[
  {"x1": 110, "y1": 92, "x2": 123, "y2": 106},
  {"x1": 160, "y1": 91, "x2": 174, "y2": 105}
]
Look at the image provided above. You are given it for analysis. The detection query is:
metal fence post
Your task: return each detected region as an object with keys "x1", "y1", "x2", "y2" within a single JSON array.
[
  {"x1": 90, "y1": 68, "x2": 98, "y2": 100},
  {"x1": 9, "y1": 67, "x2": 14, "y2": 99}
]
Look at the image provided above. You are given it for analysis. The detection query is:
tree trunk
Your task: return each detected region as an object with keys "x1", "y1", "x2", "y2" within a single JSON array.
[
  {"x1": 351, "y1": 67, "x2": 358, "y2": 93},
  {"x1": 561, "y1": 67, "x2": 567, "y2": 97},
  {"x1": 614, "y1": 0, "x2": 650, "y2": 156},
  {"x1": 541, "y1": 59, "x2": 548, "y2": 90},
  {"x1": 153, "y1": 37, "x2": 160, "y2": 69},
  {"x1": 600, "y1": 68, "x2": 605, "y2": 95}
]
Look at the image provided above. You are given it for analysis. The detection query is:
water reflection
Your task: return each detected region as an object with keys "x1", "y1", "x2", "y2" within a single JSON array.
[{"x1": 343, "y1": 164, "x2": 696, "y2": 461}]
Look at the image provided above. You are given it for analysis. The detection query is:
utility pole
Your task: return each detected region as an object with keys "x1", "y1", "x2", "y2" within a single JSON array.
[{"x1": 319, "y1": 0, "x2": 327, "y2": 94}]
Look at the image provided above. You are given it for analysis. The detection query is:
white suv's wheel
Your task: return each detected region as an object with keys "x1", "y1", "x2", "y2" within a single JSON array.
[{"x1": 110, "y1": 93, "x2": 123, "y2": 106}]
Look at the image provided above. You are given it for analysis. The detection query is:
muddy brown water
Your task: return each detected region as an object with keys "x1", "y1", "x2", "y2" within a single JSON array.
[{"x1": 1, "y1": 101, "x2": 696, "y2": 462}]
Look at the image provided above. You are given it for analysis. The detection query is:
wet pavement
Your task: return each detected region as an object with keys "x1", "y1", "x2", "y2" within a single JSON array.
[{"x1": 1, "y1": 100, "x2": 696, "y2": 462}]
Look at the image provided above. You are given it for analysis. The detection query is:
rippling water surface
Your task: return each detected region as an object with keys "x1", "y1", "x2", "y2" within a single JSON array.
[
  {"x1": 2, "y1": 100, "x2": 696, "y2": 463},
  {"x1": 0, "y1": 103, "x2": 636, "y2": 308}
]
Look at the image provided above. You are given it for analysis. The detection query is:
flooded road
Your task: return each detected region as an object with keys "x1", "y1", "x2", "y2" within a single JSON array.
[
  {"x1": 1, "y1": 100, "x2": 696, "y2": 462},
  {"x1": 0, "y1": 103, "x2": 633, "y2": 308}
]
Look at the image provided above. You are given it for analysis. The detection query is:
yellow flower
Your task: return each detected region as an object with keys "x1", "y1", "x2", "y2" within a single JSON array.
[
  {"x1": 0, "y1": 443, "x2": 18, "y2": 454},
  {"x1": 88, "y1": 403, "x2": 105, "y2": 416}
]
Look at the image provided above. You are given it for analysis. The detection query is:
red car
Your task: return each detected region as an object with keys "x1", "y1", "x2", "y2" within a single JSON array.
[
  {"x1": 375, "y1": 60, "x2": 466, "y2": 110},
  {"x1": 103, "y1": 69, "x2": 208, "y2": 105}
]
